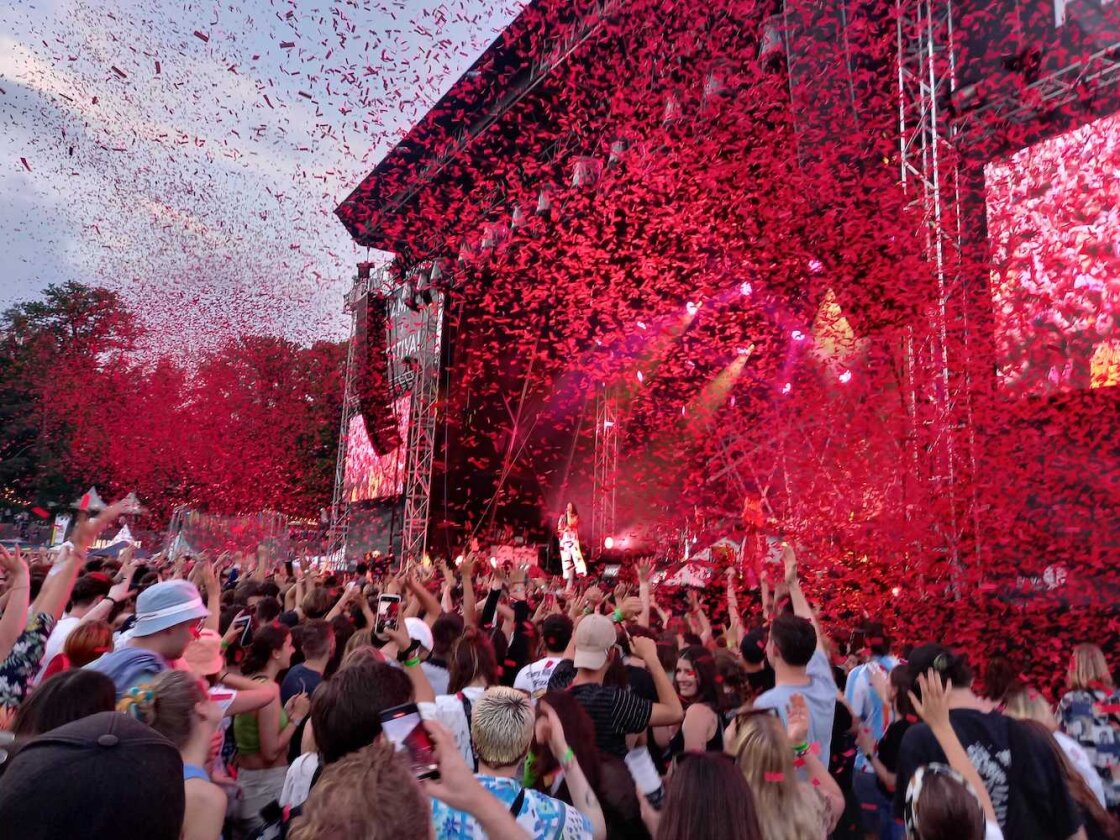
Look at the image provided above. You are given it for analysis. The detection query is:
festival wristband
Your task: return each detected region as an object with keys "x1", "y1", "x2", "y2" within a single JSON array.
[
  {"x1": 403, "y1": 657, "x2": 421, "y2": 668},
  {"x1": 612, "y1": 608, "x2": 624, "y2": 623},
  {"x1": 560, "y1": 746, "x2": 575, "y2": 767},
  {"x1": 792, "y1": 741, "x2": 811, "y2": 757}
]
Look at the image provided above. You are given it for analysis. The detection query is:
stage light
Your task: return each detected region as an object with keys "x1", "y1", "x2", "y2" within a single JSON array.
[
  {"x1": 739, "y1": 281, "x2": 753, "y2": 296},
  {"x1": 838, "y1": 369, "x2": 852, "y2": 384},
  {"x1": 686, "y1": 301, "x2": 701, "y2": 316},
  {"x1": 604, "y1": 537, "x2": 615, "y2": 549},
  {"x1": 791, "y1": 329, "x2": 805, "y2": 341},
  {"x1": 781, "y1": 382, "x2": 792, "y2": 394}
]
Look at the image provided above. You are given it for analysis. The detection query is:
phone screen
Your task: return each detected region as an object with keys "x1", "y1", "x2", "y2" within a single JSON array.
[
  {"x1": 375, "y1": 594, "x2": 401, "y2": 636},
  {"x1": 380, "y1": 703, "x2": 439, "y2": 779}
]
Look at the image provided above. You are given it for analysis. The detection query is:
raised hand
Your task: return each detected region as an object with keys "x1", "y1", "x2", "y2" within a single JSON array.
[
  {"x1": 71, "y1": 498, "x2": 130, "y2": 554},
  {"x1": 0, "y1": 544, "x2": 29, "y2": 585},
  {"x1": 909, "y1": 668, "x2": 952, "y2": 730},
  {"x1": 786, "y1": 693, "x2": 811, "y2": 745},
  {"x1": 781, "y1": 542, "x2": 798, "y2": 585},
  {"x1": 636, "y1": 558, "x2": 653, "y2": 585}
]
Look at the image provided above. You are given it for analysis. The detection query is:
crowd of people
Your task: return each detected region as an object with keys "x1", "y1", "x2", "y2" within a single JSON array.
[{"x1": 0, "y1": 499, "x2": 1117, "y2": 840}]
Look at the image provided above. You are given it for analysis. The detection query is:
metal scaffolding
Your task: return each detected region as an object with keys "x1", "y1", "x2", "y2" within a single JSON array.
[
  {"x1": 591, "y1": 384, "x2": 620, "y2": 554},
  {"x1": 400, "y1": 293, "x2": 445, "y2": 565},
  {"x1": 895, "y1": 0, "x2": 981, "y2": 569},
  {"x1": 326, "y1": 269, "x2": 376, "y2": 564}
]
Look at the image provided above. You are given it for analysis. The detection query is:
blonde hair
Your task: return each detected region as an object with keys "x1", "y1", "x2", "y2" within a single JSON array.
[
  {"x1": 117, "y1": 669, "x2": 206, "y2": 750},
  {"x1": 1068, "y1": 644, "x2": 1114, "y2": 692},
  {"x1": 730, "y1": 712, "x2": 826, "y2": 840},
  {"x1": 1004, "y1": 686, "x2": 1057, "y2": 728},
  {"x1": 288, "y1": 740, "x2": 429, "y2": 840},
  {"x1": 471, "y1": 686, "x2": 534, "y2": 768}
]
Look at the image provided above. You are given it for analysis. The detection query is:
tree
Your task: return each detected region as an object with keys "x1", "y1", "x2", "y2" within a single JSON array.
[{"x1": 0, "y1": 282, "x2": 140, "y2": 506}]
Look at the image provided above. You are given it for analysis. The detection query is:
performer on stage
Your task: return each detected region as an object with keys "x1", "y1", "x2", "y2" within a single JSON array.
[{"x1": 557, "y1": 502, "x2": 586, "y2": 587}]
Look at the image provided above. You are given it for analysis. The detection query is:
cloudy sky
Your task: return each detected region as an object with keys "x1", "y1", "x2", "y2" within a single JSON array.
[{"x1": 0, "y1": 0, "x2": 525, "y2": 353}]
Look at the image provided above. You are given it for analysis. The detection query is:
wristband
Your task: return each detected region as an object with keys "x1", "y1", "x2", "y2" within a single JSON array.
[
  {"x1": 104, "y1": 595, "x2": 118, "y2": 607},
  {"x1": 397, "y1": 640, "x2": 421, "y2": 663},
  {"x1": 560, "y1": 746, "x2": 575, "y2": 768},
  {"x1": 792, "y1": 741, "x2": 810, "y2": 757},
  {"x1": 611, "y1": 608, "x2": 624, "y2": 623},
  {"x1": 403, "y1": 657, "x2": 421, "y2": 668}
]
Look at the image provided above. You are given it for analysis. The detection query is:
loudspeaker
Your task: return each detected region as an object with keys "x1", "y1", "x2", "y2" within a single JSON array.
[{"x1": 354, "y1": 294, "x2": 403, "y2": 454}]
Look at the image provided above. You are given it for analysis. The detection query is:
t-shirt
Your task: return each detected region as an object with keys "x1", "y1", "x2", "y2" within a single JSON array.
[
  {"x1": 745, "y1": 664, "x2": 776, "y2": 696},
  {"x1": 34, "y1": 615, "x2": 81, "y2": 685},
  {"x1": 431, "y1": 775, "x2": 592, "y2": 839},
  {"x1": 280, "y1": 752, "x2": 320, "y2": 810},
  {"x1": 893, "y1": 709, "x2": 1082, "y2": 839},
  {"x1": 280, "y1": 664, "x2": 323, "y2": 705},
  {"x1": 1059, "y1": 688, "x2": 1120, "y2": 810},
  {"x1": 418, "y1": 686, "x2": 487, "y2": 767},
  {"x1": 422, "y1": 660, "x2": 450, "y2": 697},
  {"x1": 753, "y1": 649, "x2": 837, "y2": 765},
  {"x1": 547, "y1": 660, "x2": 653, "y2": 759},
  {"x1": 846, "y1": 655, "x2": 899, "y2": 773},
  {"x1": 514, "y1": 657, "x2": 563, "y2": 700},
  {"x1": 875, "y1": 718, "x2": 912, "y2": 797}
]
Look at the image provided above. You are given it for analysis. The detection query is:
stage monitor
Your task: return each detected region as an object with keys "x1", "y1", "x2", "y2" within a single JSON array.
[
  {"x1": 344, "y1": 393, "x2": 412, "y2": 502},
  {"x1": 984, "y1": 108, "x2": 1120, "y2": 396}
]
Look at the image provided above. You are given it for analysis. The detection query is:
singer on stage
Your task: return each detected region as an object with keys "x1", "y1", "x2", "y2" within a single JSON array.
[{"x1": 557, "y1": 501, "x2": 587, "y2": 587}]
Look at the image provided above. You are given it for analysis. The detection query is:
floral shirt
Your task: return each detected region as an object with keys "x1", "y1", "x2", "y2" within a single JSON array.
[
  {"x1": 0, "y1": 612, "x2": 57, "y2": 708},
  {"x1": 431, "y1": 775, "x2": 592, "y2": 840},
  {"x1": 1058, "y1": 688, "x2": 1120, "y2": 809}
]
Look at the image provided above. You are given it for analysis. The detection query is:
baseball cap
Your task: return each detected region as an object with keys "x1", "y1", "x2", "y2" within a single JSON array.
[
  {"x1": 131, "y1": 580, "x2": 210, "y2": 638},
  {"x1": 0, "y1": 711, "x2": 185, "y2": 840},
  {"x1": 404, "y1": 617, "x2": 434, "y2": 652},
  {"x1": 183, "y1": 629, "x2": 224, "y2": 677},
  {"x1": 572, "y1": 614, "x2": 616, "y2": 671}
]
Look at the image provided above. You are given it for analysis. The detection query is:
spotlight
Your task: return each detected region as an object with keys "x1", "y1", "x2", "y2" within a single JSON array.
[
  {"x1": 686, "y1": 301, "x2": 701, "y2": 316},
  {"x1": 838, "y1": 369, "x2": 852, "y2": 384},
  {"x1": 604, "y1": 537, "x2": 615, "y2": 550},
  {"x1": 791, "y1": 330, "x2": 805, "y2": 341},
  {"x1": 739, "y1": 281, "x2": 753, "y2": 296}
]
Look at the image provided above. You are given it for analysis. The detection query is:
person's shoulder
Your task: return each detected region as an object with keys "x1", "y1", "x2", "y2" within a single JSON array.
[{"x1": 186, "y1": 777, "x2": 227, "y2": 813}]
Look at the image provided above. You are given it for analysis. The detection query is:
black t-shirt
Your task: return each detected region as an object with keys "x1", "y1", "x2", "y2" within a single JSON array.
[
  {"x1": 893, "y1": 708, "x2": 1081, "y2": 840},
  {"x1": 549, "y1": 659, "x2": 654, "y2": 758},
  {"x1": 876, "y1": 719, "x2": 911, "y2": 797},
  {"x1": 745, "y1": 664, "x2": 776, "y2": 696},
  {"x1": 626, "y1": 664, "x2": 657, "y2": 703}
]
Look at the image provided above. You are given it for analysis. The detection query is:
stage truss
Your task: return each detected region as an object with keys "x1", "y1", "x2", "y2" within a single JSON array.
[{"x1": 591, "y1": 384, "x2": 620, "y2": 554}]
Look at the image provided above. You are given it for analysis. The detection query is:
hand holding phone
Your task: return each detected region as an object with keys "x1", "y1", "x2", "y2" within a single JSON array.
[
  {"x1": 375, "y1": 593, "x2": 402, "y2": 639},
  {"x1": 380, "y1": 703, "x2": 439, "y2": 780}
]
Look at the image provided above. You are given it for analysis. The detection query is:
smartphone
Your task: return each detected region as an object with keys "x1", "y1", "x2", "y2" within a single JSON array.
[
  {"x1": 231, "y1": 612, "x2": 252, "y2": 646},
  {"x1": 375, "y1": 593, "x2": 402, "y2": 637},
  {"x1": 380, "y1": 702, "x2": 439, "y2": 780}
]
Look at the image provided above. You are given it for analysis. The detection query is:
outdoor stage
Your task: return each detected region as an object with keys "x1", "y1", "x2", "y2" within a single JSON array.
[{"x1": 328, "y1": 0, "x2": 1120, "y2": 674}]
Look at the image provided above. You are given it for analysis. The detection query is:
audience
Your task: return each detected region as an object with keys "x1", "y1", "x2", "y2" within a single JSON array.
[{"x1": 0, "y1": 508, "x2": 1114, "y2": 840}]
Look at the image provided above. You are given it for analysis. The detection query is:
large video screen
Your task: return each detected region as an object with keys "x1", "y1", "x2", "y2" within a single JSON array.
[
  {"x1": 984, "y1": 110, "x2": 1120, "y2": 396},
  {"x1": 344, "y1": 395, "x2": 412, "y2": 502}
]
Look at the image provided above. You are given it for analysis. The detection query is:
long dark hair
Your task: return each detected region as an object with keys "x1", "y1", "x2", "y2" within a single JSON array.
[
  {"x1": 12, "y1": 670, "x2": 116, "y2": 737},
  {"x1": 448, "y1": 627, "x2": 497, "y2": 694},
  {"x1": 241, "y1": 623, "x2": 290, "y2": 676},
  {"x1": 677, "y1": 646, "x2": 720, "y2": 709},
  {"x1": 531, "y1": 691, "x2": 601, "y2": 789},
  {"x1": 1019, "y1": 719, "x2": 1120, "y2": 840},
  {"x1": 656, "y1": 753, "x2": 762, "y2": 840}
]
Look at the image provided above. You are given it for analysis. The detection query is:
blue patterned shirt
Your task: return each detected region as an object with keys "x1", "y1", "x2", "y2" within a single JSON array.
[
  {"x1": 431, "y1": 775, "x2": 593, "y2": 840},
  {"x1": 1058, "y1": 688, "x2": 1120, "y2": 809}
]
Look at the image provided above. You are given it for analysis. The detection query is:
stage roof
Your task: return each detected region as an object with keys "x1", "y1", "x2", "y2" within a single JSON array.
[{"x1": 335, "y1": 0, "x2": 600, "y2": 253}]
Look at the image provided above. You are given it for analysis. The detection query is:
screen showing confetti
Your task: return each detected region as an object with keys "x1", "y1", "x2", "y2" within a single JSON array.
[
  {"x1": 344, "y1": 395, "x2": 412, "y2": 502},
  {"x1": 985, "y1": 110, "x2": 1120, "y2": 396}
]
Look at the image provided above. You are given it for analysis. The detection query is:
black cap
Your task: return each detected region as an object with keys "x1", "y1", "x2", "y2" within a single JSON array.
[
  {"x1": 0, "y1": 712, "x2": 185, "y2": 840},
  {"x1": 541, "y1": 614, "x2": 574, "y2": 651}
]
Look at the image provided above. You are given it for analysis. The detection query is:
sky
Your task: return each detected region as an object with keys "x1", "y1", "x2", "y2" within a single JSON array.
[{"x1": 0, "y1": 0, "x2": 526, "y2": 353}]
